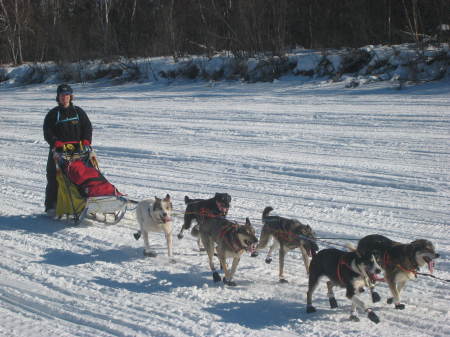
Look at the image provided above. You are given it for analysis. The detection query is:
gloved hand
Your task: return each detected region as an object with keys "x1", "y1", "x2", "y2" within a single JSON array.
[
  {"x1": 82, "y1": 139, "x2": 91, "y2": 146},
  {"x1": 54, "y1": 140, "x2": 64, "y2": 149}
]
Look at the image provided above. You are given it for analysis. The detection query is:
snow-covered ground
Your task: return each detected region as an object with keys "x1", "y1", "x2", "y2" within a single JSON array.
[{"x1": 0, "y1": 78, "x2": 449, "y2": 337}]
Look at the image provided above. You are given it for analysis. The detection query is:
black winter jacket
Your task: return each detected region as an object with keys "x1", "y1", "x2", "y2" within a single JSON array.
[{"x1": 43, "y1": 104, "x2": 92, "y2": 147}]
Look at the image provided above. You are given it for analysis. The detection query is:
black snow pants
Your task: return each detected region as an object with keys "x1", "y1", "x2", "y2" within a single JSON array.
[{"x1": 45, "y1": 149, "x2": 57, "y2": 211}]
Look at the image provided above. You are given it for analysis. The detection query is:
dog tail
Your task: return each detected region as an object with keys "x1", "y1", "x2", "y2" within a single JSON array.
[
  {"x1": 184, "y1": 196, "x2": 191, "y2": 204},
  {"x1": 345, "y1": 242, "x2": 357, "y2": 252},
  {"x1": 262, "y1": 206, "x2": 274, "y2": 219}
]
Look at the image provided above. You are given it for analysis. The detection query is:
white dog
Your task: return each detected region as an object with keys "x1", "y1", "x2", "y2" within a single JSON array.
[{"x1": 134, "y1": 194, "x2": 174, "y2": 261}]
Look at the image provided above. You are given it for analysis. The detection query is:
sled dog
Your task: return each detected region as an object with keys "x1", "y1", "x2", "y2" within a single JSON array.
[
  {"x1": 357, "y1": 234, "x2": 439, "y2": 309},
  {"x1": 177, "y1": 193, "x2": 231, "y2": 250},
  {"x1": 306, "y1": 248, "x2": 382, "y2": 324},
  {"x1": 134, "y1": 194, "x2": 174, "y2": 260},
  {"x1": 200, "y1": 216, "x2": 257, "y2": 286},
  {"x1": 251, "y1": 207, "x2": 319, "y2": 283}
]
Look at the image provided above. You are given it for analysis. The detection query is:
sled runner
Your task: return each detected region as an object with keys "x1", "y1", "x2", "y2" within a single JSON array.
[{"x1": 54, "y1": 142, "x2": 130, "y2": 225}]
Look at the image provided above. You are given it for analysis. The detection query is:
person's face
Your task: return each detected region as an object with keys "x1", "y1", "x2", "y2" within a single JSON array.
[{"x1": 58, "y1": 93, "x2": 71, "y2": 107}]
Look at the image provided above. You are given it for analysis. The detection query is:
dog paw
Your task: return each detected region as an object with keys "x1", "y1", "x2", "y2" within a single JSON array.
[
  {"x1": 306, "y1": 305, "x2": 316, "y2": 313},
  {"x1": 329, "y1": 297, "x2": 338, "y2": 308},
  {"x1": 387, "y1": 297, "x2": 394, "y2": 304},
  {"x1": 265, "y1": 257, "x2": 272, "y2": 264},
  {"x1": 349, "y1": 315, "x2": 360, "y2": 322},
  {"x1": 279, "y1": 278, "x2": 289, "y2": 284},
  {"x1": 177, "y1": 233, "x2": 184, "y2": 240},
  {"x1": 133, "y1": 232, "x2": 141, "y2": 240},
  {"x1": 251, "y1": 252, "x2": 259, "y2": 257},
  {"x1": 395, "y1": 303, "x2": 405, "y2": 310},
  {"x1": 212, "y1": 271, "x2": 221, "y2": 282},
  {"x1": 367, "y1": 311, "x2": 380, "y2": 324},
  {"x1": 371, "y1": 292, "x2": 381, "y2": 303},
  {"x1": 223, "y1": 278, "x2": 237, "y2": 286},
  {"x1": 144, "y1": 250, "x2": 157, "y2": 257}
]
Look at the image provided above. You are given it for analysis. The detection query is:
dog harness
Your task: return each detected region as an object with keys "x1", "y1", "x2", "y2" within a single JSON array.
[
  {"x1": 219, "y1": 223, "x2": 245, "y2": 253},
  {"x1": 198, "y1": 208, "x2": 224, "y2": 218},
  {"x1": 274, "y1": 230, "x2": 298, "y2": 243},
  {"x1": 336, "y1": 256, "x2": 353, "y2": 285},
  {"x1": 383, "y1": 252, "x2": 417, "y2": 277}
]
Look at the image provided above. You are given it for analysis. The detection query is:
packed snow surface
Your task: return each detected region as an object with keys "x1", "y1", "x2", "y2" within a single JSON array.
[{"x1": 0, "y1": 78, "x2": 449, "y2": 337}]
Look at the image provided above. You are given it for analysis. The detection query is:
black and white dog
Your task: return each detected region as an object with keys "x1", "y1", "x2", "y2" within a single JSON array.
[{"x1": 306, "y1": 248, "x2": 382, "y2": 324}]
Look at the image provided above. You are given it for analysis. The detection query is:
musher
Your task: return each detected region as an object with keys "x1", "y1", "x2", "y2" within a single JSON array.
[{"x1": 43, "y1": 84, "x2": 92, "y2": 216}]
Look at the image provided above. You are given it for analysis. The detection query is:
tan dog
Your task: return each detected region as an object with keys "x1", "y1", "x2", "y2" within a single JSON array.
[
  {"x1": 251, "y1": 207, "x2": 319, "y2": 283},
  {"x1": 200, "y1": 217, "x2": 258, "y2": 286},
  {"x1": 133, "y1": 194, "x2": 174, "y2": 261}
]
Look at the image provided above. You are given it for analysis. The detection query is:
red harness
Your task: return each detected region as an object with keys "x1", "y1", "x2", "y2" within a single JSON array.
[
  {"x1": 336, "y1": 256, "x2": 352, "y2": 285},
  {"x1": 199, "y1": 208, "x2": 224, "y2": 218},
  {"x1": 383, "y1": 251, "x2": 417, "y2": 277},
  {"x1": 274, "y1": 230, "x2": 298, "y2": 243},
  {"x1": 219, "y1": 224, "x2": 244, "y2": 253}
]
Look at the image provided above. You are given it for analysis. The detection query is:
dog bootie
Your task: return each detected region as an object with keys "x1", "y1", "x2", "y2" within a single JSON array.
[
  {"x1": 371, "y1": 291, "x2": 381, "y2": 303},
  {"x1": 329, "y1": 297, "x2": 338, "y2": 308},
  {"x1": 223, "y1": 278, "x2": 237, "y2": 287},
  {"x1": 349, "y1": 315, "x2": 360, "y2": 322},
  {"x1": 367, "y1": 311, "x2": 380, "y2": 324},
  {"x1": 306, "y1": 305, "x2": 316, "y2": 313},
  {"x1": 212, "y1": 271, "x2": 221, "y2": 282}
]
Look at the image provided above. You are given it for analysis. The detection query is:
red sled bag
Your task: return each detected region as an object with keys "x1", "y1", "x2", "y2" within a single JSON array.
[{"x1": 66, "y1": 160, "x2": 120, "y2": 197}]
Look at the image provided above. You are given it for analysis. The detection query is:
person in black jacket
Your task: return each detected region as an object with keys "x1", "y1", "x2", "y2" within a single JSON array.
[{"x1": 43, "y1": 84, "x2": 92, "y2": 215}]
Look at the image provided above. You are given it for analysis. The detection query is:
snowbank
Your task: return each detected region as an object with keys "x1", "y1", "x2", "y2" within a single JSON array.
[{"x1": 0, "y1": 44, "x2": 449, "y2": 88}]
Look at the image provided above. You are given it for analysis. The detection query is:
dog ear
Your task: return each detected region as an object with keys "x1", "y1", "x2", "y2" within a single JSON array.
[
  {"x1": 164, "y1": 194, "x2": 171, "y2": 201},
  {"x1": 371, "y1": 249, "x2": 381, "y2": 259},
  {"x1": 245, "y1": 217, "x2": 251, "y2": 226}
]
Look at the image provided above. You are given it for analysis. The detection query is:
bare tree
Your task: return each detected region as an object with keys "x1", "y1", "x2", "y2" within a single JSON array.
[{"x1": 0, "y1": 0, "x2": 31, "y2": 64}]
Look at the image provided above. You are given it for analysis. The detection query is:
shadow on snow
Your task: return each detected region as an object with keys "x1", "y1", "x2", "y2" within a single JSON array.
[{"x1": 0, "y1": 214, "x2": 68, "y2": 235}]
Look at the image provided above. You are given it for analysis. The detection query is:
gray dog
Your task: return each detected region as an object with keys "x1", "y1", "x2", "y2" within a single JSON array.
[
  {"x1": 200, "y1": 217, "x2": 258, "y2": 286},
  {"x1": 251, "y1": 207, "x2": 319, "y2": 283}
]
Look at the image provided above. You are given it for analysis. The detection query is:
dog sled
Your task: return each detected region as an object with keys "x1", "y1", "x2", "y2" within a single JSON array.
[{"x1": 53, "y1": 141, "x2": 131, "y2": 225}]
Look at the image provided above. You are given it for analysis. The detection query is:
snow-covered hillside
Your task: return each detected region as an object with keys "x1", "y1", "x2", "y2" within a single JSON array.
[{"x1": 0, "y1": 78, "x2": 449, "y2": 337}]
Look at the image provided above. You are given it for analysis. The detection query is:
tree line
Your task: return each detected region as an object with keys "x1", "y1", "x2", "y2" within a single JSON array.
[{"x1": 1, "y1": 0, "x2": 448, "y2": 65}]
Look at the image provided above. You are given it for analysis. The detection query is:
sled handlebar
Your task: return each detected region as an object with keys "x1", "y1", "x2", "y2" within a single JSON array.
[{"x1": 54, "y1": 141, "x2": 92, "y2": 153}]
